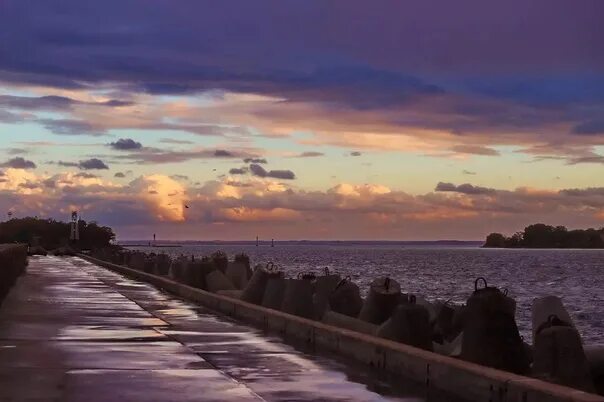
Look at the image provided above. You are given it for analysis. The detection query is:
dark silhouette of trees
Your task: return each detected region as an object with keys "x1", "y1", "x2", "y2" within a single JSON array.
[
  {"x1": 0, "y1": 217, "x2": 114, "y2": 250},
  {"x1": 484, "y1": 224, "x2": 604, "y2": 248}
]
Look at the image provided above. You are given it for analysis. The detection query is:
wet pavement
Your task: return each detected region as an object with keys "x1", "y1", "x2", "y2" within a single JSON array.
[{"x1": 0, "y1": 256, "x2": 463, "y2": 401}]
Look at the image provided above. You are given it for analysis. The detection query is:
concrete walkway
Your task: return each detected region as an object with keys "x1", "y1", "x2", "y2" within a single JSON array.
[{"x1": 0, "y1": 256, "x2": 459, "y2": 401}]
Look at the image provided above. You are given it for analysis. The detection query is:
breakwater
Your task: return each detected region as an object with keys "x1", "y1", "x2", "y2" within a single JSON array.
[
  {"x1": 84, "y1": 248, "x2": 604, "y2": 401},
  {"x1": 0, "y1": 244, "x2": 28, "y2": 305},
  {"x1": 124, "y1": 243, "x2": 604, "y2": 344}
]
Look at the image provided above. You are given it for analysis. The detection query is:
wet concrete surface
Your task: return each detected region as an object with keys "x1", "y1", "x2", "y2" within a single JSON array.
[{"x1": 0, "y1": 256, "x2": 464, "y2": 401}]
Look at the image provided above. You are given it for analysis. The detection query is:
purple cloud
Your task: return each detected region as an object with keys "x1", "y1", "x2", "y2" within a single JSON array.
[{"x1": 1, "y1": 157, "x2": 37, "y2": 169}]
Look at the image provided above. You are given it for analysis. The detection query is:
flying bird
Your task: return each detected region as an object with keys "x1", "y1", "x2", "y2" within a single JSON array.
[{"x1": 185, "y1": 204, "x2": 190, "y2": 209}]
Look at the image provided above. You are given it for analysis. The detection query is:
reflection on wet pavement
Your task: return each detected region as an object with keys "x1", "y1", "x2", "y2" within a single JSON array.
[{"x1": 0, "y1": 256, "x2": 463, "y2": 401}]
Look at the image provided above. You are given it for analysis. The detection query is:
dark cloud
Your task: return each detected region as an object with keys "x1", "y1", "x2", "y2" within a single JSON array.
[
  {"x1": 243, "y1": 158, "x2": 267, "y2": 164},
  {"x1": 114, "y1": 172, "x2": 126, "y2": 178},
  {"x1": 229, "y1": 167, "x2": 248, "y2": 175},
  {"x1": 57, "y1": 161, "x2": 80, "y2": 167},
  {"x1": 78, "y1": 158, "x2": 109, "y2": 170},
  {"x1": 560, "y1": 187, "x2": 604, "y2": 197},
  {"x1": 214, "y1": 149, "x2": 233, "y2": 157},
  {"x1": 249, "y1": 163, "x2": 295, "y2": 180},
  {"x1": 5, "y1": 148, "x2": 27, "y2": 155},
  {"x1": 293, "y1": 151, "x2": 324, "y2": 158},
  {"x1": 38, "y1": 118, "x2": 105, "y2": 136},
  {"x1": 109, "y1": 138, "x2": 143, "y2": 150},
  {"x1": 249, "y1": 164, "x2": 268, "y2": 177},
  {"x1": 1, "y1": 157, "x2": 37, "y2": 169},
  {"x1": 450, "y1": 145, "x2": 500, "y2": 156},
  {"x1": 350, "y1": 151, "x2": 362, "y2": 157},
  {"x1": 170, "y1": 174, "x2": 189, "y2": 181},
  {"x1": 109, "y1": 148, "x2": 252, "y2": 164},
  {"x1": 435, "y1": 182, "x2": 496, "y2": 195},
  {"x1": 18, "y1": 182, "x2": 39, "y2": 190},
  {"x1": 0, "y1": 1, "x2": 602, "y2": 162},
  {"x1": 0, "y1": 95, "x2": 132, "y2": 111},
  {"x1": 1, "y1": 1, "x2": 601, "y2": 116},
  {"x1": 74, "y1": 172, "x2": 99, "y2": 179},
  {"x1": 160, "y1": 138, "x2": 194, "y2": 144},
  {"x1": 566, "y1": 154, "x2": 604, "y2": 165},
  {"x1": 0, "y1": 110, "x2": 21, "y2": 123}
]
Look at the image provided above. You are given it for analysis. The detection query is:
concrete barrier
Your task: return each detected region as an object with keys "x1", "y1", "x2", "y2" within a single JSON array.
[
  {"x1": 358, "y1": 276, "x2": 401, "y2": 325},
  {"x1": 79, "y1": 254, "x2": 604, "y2": 402}
]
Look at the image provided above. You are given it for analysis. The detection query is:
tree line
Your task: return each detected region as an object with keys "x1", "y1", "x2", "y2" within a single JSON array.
[
  {"x1": 0, "y1": 217, "x2": 115, "y2": 250},
  {"x1": 484, "y1": 223, "x2": 604, "y2": 248}
]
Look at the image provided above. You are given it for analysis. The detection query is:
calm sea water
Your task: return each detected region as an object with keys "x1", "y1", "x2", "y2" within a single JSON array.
[{"x1": 124, "y1": 242, "x2": 604, "y2": 344}]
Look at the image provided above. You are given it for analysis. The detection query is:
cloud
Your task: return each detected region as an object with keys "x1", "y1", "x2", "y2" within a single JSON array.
[
  {"x1": 435, "y1": 182, "x2": 496, "y2": 195},
  {"x1": 566, "y1": 154, "x2": 604, "y2": 165},
  {"x1": 160, "y1": 138, "x2": 194, "y2": 144},
  {"x1": 38, "y1": 118, "x2": 105, "y2": 136},
  {"x1": 74, "y1": 172, "x2": 99, "y2": 179},
  {"x1": 114, "y1": 172, "x2": 126, "y2": 178},
  {"x1": 0, "y1": 95, "x2": 132, "y2": 111},
  {"x1": 450, "y1": 145, "x2": 500, "y2": 156},
  {"x1": 0, "y1": 1, "x2": 601, "y2": 162},
  {"x1": 109, "y1": 138, "x2": 143, "y2": 150},
  {"x1": 462, "y1": 170, "x2": 477, "y2": 175},
  {"x1": 1, "y1": 157, "x2": 37, "y2": 169},
  {"x1": 78, "y1": 158, "x2": 109, "y2": 170},
  {"x1": 108, "y1": 148, "x2": 256, "y2": 164},
  {"x1": 560, "y1": 187, "x2": 604, "y2": 197},
  {"x1": 6, "y1": 148, "x2": 27, "y2": 155},
  {"x1": 1, "y1": 167, "x2": 604, "y2": 239},
  {"x1": 170, "y1": 174, "x2": 189, "y2": 181},
  {"x1": 214, "y1": 149, "x2": 233, "y2": 157},
  {"x1": 57, "y1": 161, "x2": 80, "y2": 168},
  {"x1": 249, "y1": 164, "x2": 296, "y2": 180},
  {"x1": 350, "y1": 151, "x2": 362, "y2": 156},
  {"x1": 243, "y1": 158, "x2": 267, "y2": 164},
  {"x1": 229, "y1": 167, "x2": 248, "y2": 175},
  {"x1": 129, "y1": 175, "x2": 187, "y2": 222},
  {"x1": 292, "y1": 151, "x2": 324, "y2": 158}
]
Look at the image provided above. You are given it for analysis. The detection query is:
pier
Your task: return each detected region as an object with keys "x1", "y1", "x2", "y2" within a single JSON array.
[
  {"x1": 0, "y1": 255, "x2": 454, "y2": 401},
  {"x1": 1, "y1": 249, "x2": 602, "y2": 401}
]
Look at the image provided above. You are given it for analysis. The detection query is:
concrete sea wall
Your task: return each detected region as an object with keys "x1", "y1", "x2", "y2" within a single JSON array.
[
  {"x1": 0, "y1": 244, "x2": 28, "y2": 305},
  {"x1": 80, "y1": 254, "x2": 604, "y2": 402}
]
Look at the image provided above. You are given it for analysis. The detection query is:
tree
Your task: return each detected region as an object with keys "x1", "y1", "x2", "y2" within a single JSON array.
[
  {"x1": 483, "y1": 224, "x2": 604, "y2": 249},
  {"x1": 0, "y1": 217, "x2": 115, "y2": 250},
  {"x1": 484, "y1": 233, "x2": 506, "y2": 248}
]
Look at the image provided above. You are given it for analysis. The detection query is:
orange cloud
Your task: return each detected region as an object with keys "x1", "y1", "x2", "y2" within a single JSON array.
[
  {"x1": 130, "y1": 175, "x2": 187, "y2": 222},
  {"x1": 220, "y1": 207, "x2": 301, "y2": 222}
]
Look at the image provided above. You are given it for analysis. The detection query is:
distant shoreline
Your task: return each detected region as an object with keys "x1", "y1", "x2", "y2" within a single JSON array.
[{"x1": 119, "y1": 240, "x2": 484, "y2": 247}]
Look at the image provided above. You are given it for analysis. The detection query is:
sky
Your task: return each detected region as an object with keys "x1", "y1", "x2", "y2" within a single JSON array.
[{"x1": 0, "y1": 0, "x2": 603, "y2": 240}]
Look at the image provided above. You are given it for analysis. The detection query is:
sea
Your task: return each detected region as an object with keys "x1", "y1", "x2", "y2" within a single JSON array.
[{"x1": 121, "y1": 241, "x2": 604, "y2": 345}]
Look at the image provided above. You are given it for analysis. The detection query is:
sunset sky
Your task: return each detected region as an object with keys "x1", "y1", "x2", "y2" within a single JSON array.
[{"x1": 0, "y1": 1, "x2": 603, "y2": 240}]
